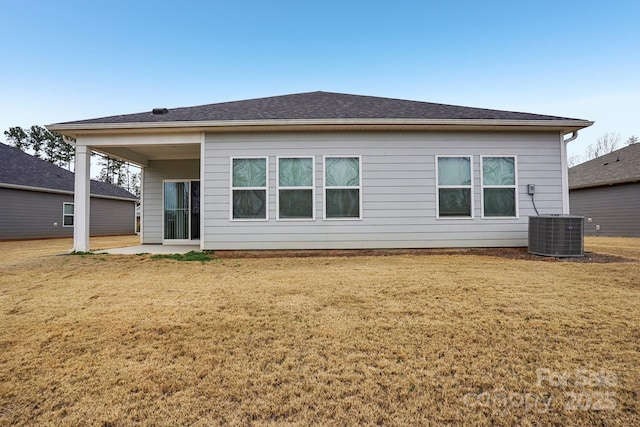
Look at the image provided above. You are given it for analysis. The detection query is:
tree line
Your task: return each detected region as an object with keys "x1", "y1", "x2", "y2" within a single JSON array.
[{"x1": 3, "y1": 125, "x2": 140, "y2": 196}]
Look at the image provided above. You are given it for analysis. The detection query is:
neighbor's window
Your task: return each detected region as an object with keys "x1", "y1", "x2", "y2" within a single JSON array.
[
  {"x1": 63, "y1": 202, "x2": 74, "y2": 227},
  {"x1": 437, "y1": 156, "x2": 473, "y2": 218},
  {"x1": 482, "y1": 156, "x2": 517, "y2": 218},
  {"x1": 278, "y1": 157, "x2": 314, "y2": 220},
  {"x1": 231, "y1": 157, "x2": 268, "y2": 220},
  {"x1": 324, "y1": 156, "x2": 361, "y2": 219}
]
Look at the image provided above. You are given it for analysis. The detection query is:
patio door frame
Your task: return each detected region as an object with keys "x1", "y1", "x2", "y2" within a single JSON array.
[{"x1": 162, "y1": 179, "x2": 200, "y2": 244}]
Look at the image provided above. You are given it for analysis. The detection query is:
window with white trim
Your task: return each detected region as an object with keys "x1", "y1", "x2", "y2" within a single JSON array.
[
  {"x1": 277, "y1": 157, "x2": 315, "y2": 220},
  {"x1": 63, "y1": 202, "x2": 74, "y2": 227},
  {"x1": 436, "y1": 156, "x2": 473, "y2": 218},
  {"x1": 481, "y1": 156, "x2": 518, "y2": 218},
  {"x1": 231, "y1": 157, "x2": 268, "y2": 220},
  {"x1": 324, "y1": 156, "x2": 361, "y2": 219}
]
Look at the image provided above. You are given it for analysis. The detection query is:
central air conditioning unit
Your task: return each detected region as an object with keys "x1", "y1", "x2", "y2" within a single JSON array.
[{"x1": 528, "y1": 215, "x2": 584, "y2": 257}]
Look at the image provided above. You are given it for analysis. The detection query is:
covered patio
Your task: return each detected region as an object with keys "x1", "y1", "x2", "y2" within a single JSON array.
[{"x1": 50, "y1": 134, "x2": 203, "y2": 253}]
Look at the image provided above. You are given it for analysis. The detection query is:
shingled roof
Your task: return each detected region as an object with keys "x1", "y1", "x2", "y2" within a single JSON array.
[
  {"x1": 51, "y1": 91, "x2": 585, "y2": 126},
  {"x1": 0, "y1": 143, "x2": 138, "y2": 200},
  {"x1": 569, "y1": 143, "x2": 640, "y2": 190}
]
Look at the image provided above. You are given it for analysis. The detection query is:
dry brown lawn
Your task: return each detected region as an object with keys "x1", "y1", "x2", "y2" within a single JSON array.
[{"x1": 0, "y1": 236, "x2": 638, "y2": 426}]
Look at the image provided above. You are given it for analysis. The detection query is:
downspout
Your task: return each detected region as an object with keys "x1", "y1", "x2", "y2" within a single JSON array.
[
  {"x1": 560, "y1": 131, "x2": 579, "y2": 214},
  {"x1": 563, "y1": 131, "x2": 579, "y2": 144},
  {"x1": 200, "y1": 131, "x2": 206, "y2": 251}
]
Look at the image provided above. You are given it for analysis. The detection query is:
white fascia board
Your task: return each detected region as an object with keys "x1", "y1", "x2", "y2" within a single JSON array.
[
  {"x1": 48, "y1": 118, "x2": 595, "y2": 136},
  {"x1": 89, "y1": 194, "x2": 139, "y2": 202},
  {"x1": 0, "y1": 183, "x2": 137, "y2": 202},
  {"x1": 0, "y1": 183, "x2": 75, "y2": 196},
  {"x1": 76, "y1": 133, "x2": 202, "y2": 146}
]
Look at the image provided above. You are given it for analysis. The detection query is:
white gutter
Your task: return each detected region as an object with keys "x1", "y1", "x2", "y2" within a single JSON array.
[{"x1": 48, "y1": 118, "x2": 594, "y2": 134}]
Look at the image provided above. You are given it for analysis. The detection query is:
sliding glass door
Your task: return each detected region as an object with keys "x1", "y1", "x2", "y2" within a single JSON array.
[{"x1": 164, "y1": 181, "x2": 200, "y2": 241}]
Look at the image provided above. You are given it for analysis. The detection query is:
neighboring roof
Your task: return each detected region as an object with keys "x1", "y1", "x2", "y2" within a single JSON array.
[
  {"x1": 0, "y1": 143, "x2": 138, "y2": 200},
  {"x1": 48, "y1": 91, "x2": 592, "y2": 134},
  {"x1": 569, "y1": 143, "x2": 640, "y2": 190}
]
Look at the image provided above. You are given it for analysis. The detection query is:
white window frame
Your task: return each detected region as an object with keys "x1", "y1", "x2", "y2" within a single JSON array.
[
  {"x1": 435, "y1": 155, "x2": 475, "y2": 219},
  {"x1": 229, "y1": 156, "x2": 269, "y2": 221},
  {"x1": 480, "y1": 155, "x2": 519, "y2": 219},
  {"x1": 63, "y1": 202, "x2": 74, "y2": 227},
  {"x1": 276, "y1": 156, "x2": 315, "y2": 221},
  {"x1": 323, "y1": 155, "x2": 363, "y2": 220}
]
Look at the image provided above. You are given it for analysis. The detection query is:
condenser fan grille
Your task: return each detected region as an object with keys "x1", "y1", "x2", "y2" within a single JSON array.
[{"x1": 528, "y1": 215, "x2": 584, "y2": 257}]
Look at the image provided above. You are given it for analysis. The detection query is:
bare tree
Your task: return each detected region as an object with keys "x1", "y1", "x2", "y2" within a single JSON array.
[
  {"x1": 586, "y1": 132, "x2": 621, "y2": 160},
  {"x1": 568, "y1": 154, "x2": 586, "y2": 168},
  {"x1": 569, "y1": 132, "x2": 637, "y2": 168}
]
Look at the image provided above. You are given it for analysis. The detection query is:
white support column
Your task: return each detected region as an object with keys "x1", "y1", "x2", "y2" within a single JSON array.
[
  {"x1": 74, "y1": 144, "x2": 91, "y2": 252},
  {"x1": 138, "y1": 169, "x2": 144, "y2": 242}
]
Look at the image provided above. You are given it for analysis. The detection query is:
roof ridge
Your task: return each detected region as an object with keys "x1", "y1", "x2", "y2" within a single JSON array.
[{"x1": 50, "y1": 91, "x2": 588, "y2": 127}]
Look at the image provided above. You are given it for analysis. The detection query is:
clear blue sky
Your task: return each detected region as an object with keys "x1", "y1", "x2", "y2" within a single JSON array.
[{"x1": 1, "y1": 0, "x2": 638, "y2": 159}]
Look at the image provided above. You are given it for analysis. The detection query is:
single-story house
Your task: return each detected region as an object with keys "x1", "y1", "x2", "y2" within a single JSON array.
[
  {"x1": 47, "y1": 91, "x2": 593, "y2": 252},
  {"x1": 0, "y1": 143, "x2": 138, "y2": 240},
  {"x1": 569, "y1": 143, "x2": 640, "y2": 236}
]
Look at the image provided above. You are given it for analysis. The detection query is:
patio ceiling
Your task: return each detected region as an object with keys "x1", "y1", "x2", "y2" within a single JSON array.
[{"x1": 91, "y1": 143, "x2": 201, "y2": 166}]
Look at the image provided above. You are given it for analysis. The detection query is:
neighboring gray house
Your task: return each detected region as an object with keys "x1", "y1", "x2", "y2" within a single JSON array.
[
  {"x1": 47, "y1": 91, "x2": 593, "y2": 252},
  {"x1": 0, "y1": 143, "x2": 138, "y2": 240},
  {"x1": 569, "y1": 143, "x2": 640, "y2": 236}
]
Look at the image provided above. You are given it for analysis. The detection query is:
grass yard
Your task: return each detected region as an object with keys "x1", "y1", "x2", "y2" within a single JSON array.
[{"x1": 0, "y1": 236, "x2": 638, "y2": 426}]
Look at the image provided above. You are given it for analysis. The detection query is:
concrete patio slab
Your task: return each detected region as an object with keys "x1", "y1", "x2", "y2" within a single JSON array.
[{"x1": 100, "y1": 245, "x2": 201, "y2": 255}]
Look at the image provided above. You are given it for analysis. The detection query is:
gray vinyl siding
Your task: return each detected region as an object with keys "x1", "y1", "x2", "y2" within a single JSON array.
[
  {"x1": 141, "y1": 159, "x2": 200, "y2": 244},
  {"x1": 0, "y1": 188, "x2": 74, "y2": 240},
  {"x1": 0, "y1": 187, "x2": 136, "y2": 240},
  {"x1": 89, "y1": 197, "x2": 136, "y2": 236},
  {"x1": 200, "y1": 131, "x2": 564, "y2": 249},
  {"x1": 570, "y1": 183, "x2": 640, "y2": 236}
]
